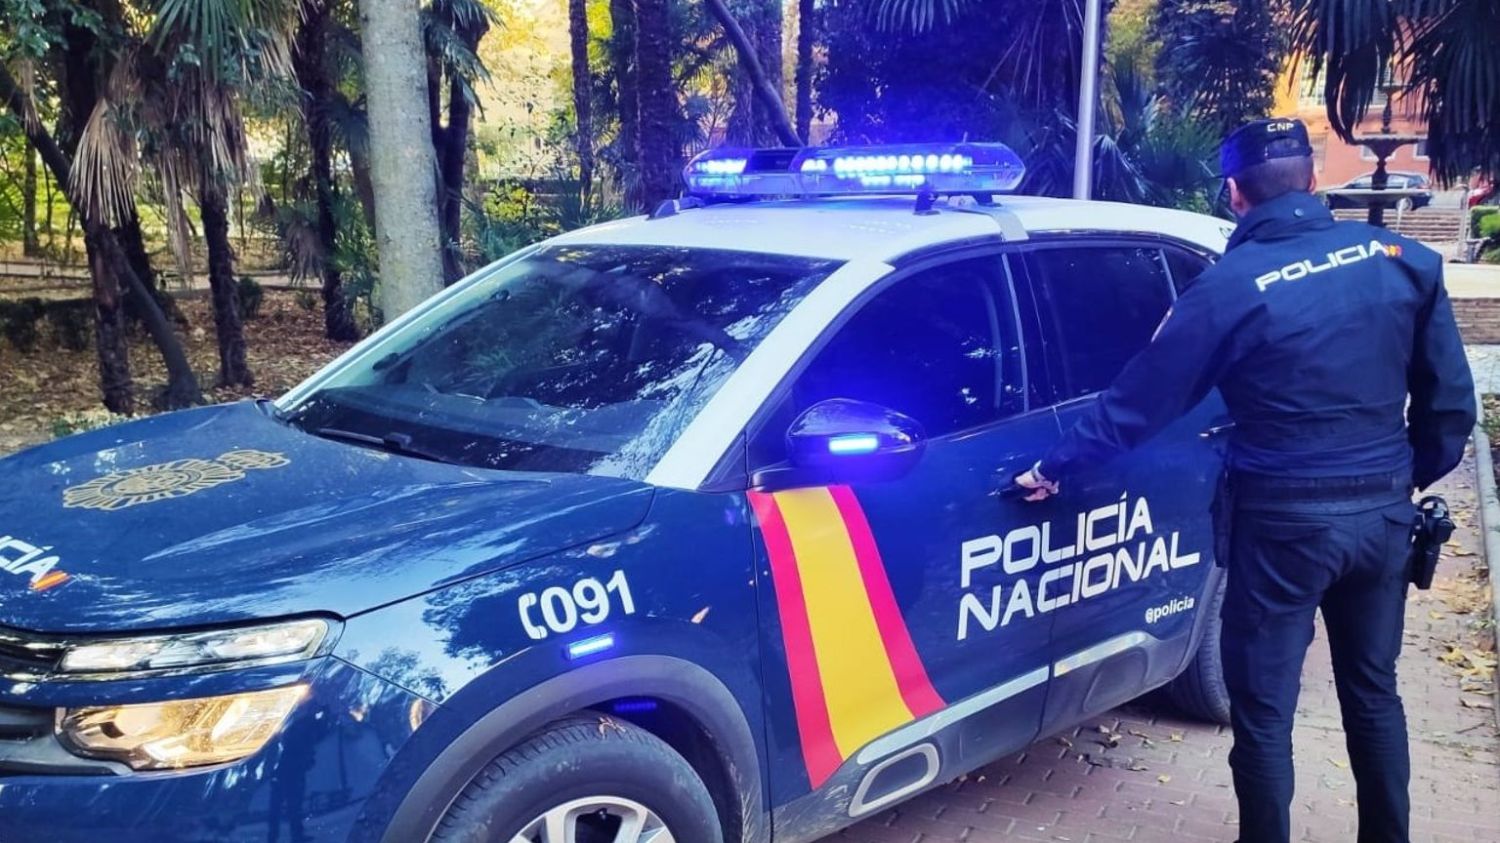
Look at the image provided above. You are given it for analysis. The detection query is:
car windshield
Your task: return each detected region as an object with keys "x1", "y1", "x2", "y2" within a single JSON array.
[{"x1": 284, "y1": 244, "x2": 839, "y2": 478}]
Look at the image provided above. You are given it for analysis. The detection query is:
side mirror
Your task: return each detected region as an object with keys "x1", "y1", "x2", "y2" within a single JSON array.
[{"x1": 752, "y1": 399, "x2": 926, "y2": 491}]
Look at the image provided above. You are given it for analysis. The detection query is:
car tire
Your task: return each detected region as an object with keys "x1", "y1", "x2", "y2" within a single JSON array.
[
  {"x1": 1165, "y1": 577, "x2": 1232, "y2": 725},
  {"x1": 1397, "y1": 197, "x2": 1414, "y2": 213},
  {"x1": 430, "y1": 714, "x2": 724, "y2": 843}
]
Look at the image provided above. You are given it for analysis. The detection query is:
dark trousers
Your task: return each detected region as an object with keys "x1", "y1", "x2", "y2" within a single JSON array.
[{"x1": 1221, "y1": 488, "x2": 1415, "y2": 843}]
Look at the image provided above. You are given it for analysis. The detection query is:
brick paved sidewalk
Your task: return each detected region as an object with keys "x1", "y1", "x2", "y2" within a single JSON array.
[{"x1": 838, "y1": 448, "x2": 1499, "y2": 843}]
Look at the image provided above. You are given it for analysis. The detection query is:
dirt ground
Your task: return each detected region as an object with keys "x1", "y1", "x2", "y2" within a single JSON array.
[{"x1": 0, "y1": 291, "x2": 351, "y2": 454}]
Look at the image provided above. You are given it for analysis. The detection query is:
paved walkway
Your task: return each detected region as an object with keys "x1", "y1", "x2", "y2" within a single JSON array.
[
  {"x1": 1466, "y1": 346, "x2": 1500, "y2": 395},
  {"x1": 839, "y1": 451, "x2": 1499, "y2": 843},
  {"x1": 1447, "y1": 263, "x2": 1500, "y2": 300}
]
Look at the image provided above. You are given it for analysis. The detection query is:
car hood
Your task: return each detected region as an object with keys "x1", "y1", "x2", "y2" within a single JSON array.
[{"x1": 0, "y1": 402, "x2": 654, "y2": 634}]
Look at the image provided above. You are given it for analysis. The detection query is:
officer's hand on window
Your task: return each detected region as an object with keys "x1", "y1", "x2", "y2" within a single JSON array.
[{"x1": 1013, "y1": 463, "x2": 1060, "y2": 502}]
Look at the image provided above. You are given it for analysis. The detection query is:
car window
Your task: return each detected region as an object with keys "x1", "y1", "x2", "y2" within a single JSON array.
[
  {"x1": 1164, "y1": 247, "x2": 1213, "y2": 295},
  {"x1": 285, "y1": 245, "x2": 839, "y2": 479},
  {"x1": 750, "y1": 255, "x2": 1019, "y2": 466},
  {"x1": 1028, "y1": 245, "x2": 1174, "y2": 399}
]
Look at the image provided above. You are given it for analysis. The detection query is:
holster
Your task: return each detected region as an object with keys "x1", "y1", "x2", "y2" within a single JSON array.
[
  {"x1": 1408, "y1": 495, "x2": 1454, "y2": 590},
  {"x1": 1210, "y1": 469, "x2": 1233, "y2": 568}
]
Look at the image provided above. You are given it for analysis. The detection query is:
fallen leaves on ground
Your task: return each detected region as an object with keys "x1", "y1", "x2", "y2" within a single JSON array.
[{"x1": 0, "y1": 292, "x2": 352, "y2": 453}]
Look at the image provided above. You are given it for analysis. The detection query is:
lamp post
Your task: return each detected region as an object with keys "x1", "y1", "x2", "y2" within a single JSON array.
[{"x1": 1072, "y1": 0, "x2": 1103, "y2": 200}]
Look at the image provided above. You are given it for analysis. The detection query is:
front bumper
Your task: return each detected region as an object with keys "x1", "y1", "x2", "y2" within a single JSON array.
[{"x1": 0, "y1": 659, "x2": 427, "y2": 843}]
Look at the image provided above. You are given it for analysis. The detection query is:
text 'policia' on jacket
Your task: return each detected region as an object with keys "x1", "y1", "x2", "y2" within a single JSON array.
[{"x1": 1040, "y1": 191, "x2": 1476, "y2": 490}]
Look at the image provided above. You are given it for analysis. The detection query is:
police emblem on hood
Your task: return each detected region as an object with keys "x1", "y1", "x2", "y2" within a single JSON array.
[{"x1": 62, "y1": 450, "x2": 290, "y2": 511}]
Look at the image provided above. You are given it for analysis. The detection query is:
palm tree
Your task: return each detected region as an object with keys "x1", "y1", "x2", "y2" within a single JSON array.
[
  {"x1": 424, "y1": 0, "x2": 493, "y2": 284},
  {"x1": 3, "y1": 1, "x2": 203, "y2": 411},
  {"x1": 293, "y1": 0, "x2": 361, "y2": 341},
  {"x1": 72, "y1": 0, "x2": 303, "y2": 388},
  {"x1": 794, "y1": 0, "x2": 815, "y2": 142},
  {"x1": 1154, "y1": 0, "x2": 1287, "y2": 135},
  {"x1": 569, "y1": 0, "x2": 595, "y2": 201},
  {"x1": 609, "y1": 0, "x2": 641, "y2": 205},
  {"x1": 634, "y1": 0, "x2": 679, "y2": 208},
  {"x1": 1290, "y1": 0, "x2": 1500, "y2": 184}
]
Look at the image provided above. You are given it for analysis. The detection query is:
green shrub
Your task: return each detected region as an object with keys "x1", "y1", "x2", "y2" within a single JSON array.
[
  {"x1": 0, "y1": 298, "x2": 46, "y2": 352},
  {"x1": 1480, "y1": 213, "x2": 1500, "y2": 242},
  {"x1": 1483, "y1": 246, "x2": 1500, "y2": 265},
  {"x1": 46, "y1": 301, "x2": 93, "y2": 351},
  {"x1": 237, "y1": 276, "x2": 265, "y2": 319},
  {"x1": 1473, "y1": 206, "x2": 1500, "y2": 239}
]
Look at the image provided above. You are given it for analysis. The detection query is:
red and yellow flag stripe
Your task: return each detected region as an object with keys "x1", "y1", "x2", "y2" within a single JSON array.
[{"x1": 750, "y1": 486, "x2": 944, "y2": 789}]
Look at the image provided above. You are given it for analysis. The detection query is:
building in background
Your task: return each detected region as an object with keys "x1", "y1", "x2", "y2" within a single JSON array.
[{"x1": 1273, "y1": 60, "x2": 1432, "y2": 188}]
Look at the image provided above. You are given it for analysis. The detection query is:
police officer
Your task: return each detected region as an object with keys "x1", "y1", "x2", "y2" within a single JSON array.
[{"x1": 1015, "y1": 117, "x2": 1476, "y2": 843}]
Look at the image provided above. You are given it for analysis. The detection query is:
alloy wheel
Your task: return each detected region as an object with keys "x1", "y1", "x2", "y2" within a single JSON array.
[{"x1": 509, "y1": 796, "x2": 675, "y2": 843}]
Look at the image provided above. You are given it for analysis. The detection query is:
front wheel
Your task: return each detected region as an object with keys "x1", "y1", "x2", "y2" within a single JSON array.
[
  {"x1": 431, "y1": 715, "x2": 724, "y2": 843},
  {"x1": 1164, "y1": 576, "x2": 1232, "y2": 725}
]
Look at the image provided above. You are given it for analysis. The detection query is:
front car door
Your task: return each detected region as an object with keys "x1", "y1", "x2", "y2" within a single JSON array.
[
  {"x1": 1013, "y1": 240, "x2": 1229, "y2": 733},
  {"x1": 742, "y1": 251, "x2": 1072, "y2": 831}
]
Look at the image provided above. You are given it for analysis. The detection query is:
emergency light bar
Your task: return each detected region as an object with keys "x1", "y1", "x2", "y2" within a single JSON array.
[{"x1": 683, "y1": 142, "x2": 1026, "y2": 200}]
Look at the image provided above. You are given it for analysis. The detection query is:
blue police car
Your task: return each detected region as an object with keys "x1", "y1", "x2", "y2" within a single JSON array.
[{"x1": 0, "y1": 143, "x2": 1237, "y2": 842}]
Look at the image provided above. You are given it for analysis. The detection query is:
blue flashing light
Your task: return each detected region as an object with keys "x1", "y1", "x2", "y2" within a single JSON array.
[
  {"x1": 828, "y1": 434, "x2": 881, "y2": 456},
  {"x1": 566, "y1": 632, "x2": 616, "y2": 661},
  {"x1": 683, "y1": 142, "x2": 1026, "y2": 200}
]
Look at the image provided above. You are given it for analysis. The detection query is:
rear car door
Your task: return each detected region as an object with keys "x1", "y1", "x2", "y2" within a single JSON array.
[
  {"x1": 744, "y1": 251, "x2": 1065, "y2": 822},
  {"x1": 1016, "y1": 241, "x2": 1229, "y2": 733}
]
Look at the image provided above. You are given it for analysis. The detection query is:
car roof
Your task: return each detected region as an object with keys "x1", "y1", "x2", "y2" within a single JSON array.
[{"x1": 548, "y1": 196, "x2": 1233, "y2": 263}]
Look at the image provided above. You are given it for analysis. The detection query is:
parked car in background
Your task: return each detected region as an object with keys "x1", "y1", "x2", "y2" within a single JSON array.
[{"x1": 1326, "y1": 171, "x2": 1434, "y2": 211}]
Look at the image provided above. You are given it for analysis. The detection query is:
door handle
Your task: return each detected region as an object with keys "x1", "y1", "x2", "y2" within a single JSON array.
[
  {"x1": 1199, "y1": 423, "x2": 1235, "y2": 440},
  {"x1": 991, "y1": 460, "x2": 1039, "y2": 501}
]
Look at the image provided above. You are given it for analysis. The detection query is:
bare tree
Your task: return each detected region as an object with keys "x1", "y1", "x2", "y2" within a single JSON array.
[{"x1": 358, "y1": 0, "x2": 446, "y2": 318}]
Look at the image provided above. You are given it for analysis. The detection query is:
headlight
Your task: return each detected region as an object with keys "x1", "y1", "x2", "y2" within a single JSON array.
[
  {"x1": 57, "y1": 618, "x2": 334, "y2": 678},
  {"x1": 58, "y1": 685, "x2": 307, "y2": 770}
]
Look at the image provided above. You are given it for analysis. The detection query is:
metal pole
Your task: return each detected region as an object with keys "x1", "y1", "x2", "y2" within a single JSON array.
[{"x1": 1073, "y1": 0, "x2": 1104, "y2": 200}]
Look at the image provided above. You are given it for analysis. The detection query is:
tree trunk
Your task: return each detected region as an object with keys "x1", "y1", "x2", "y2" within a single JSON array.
[
  {"x1": 117, "y1": 210, "x2": 188, "y2": 328},
  {"x1": 197, "y1": 175, "x2": 253, "y2": 387},
  {"x1": 0, "y1": 63, "x2": 200, "y2": 410},
  {"x1": 634, "y1": 0, "x2": 680, "y2": 209},
  {"x1": 704, "y1": 0, "x2": 800, "y2": 147},
  {"x1": 610, "y1": 0, "x2": 642, "y2": 206},
  {"x1": 22, "y1": 140, "x2": 40, "y2": 257},
  {"x1": 358, "y1": 0, "x2": 447, "y2": 319},
  {"x1": 437, "y1": 71, "x2": 472, "y2": 284},
  {"x1": 569, "y1": 0, "x2": 595, "y2": 202},
  {"x1": 296, "y1": 0, "x2": 361, "y2": 341},
  {"x1": 795, "y1": 0, "x2": 814, "y2": 142},
  {"x1": 428, "y1": 6, "x2": 489, "y2": 285},
  {"x1": 81, "y1": 225, "x2": 134, "y2": 413}
]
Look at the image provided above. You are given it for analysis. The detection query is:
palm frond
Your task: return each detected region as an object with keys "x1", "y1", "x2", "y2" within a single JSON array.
[
  {"x1": 71, "y1": 95, "x2": 141, "y2": 226},
  {"x1": 875, "y1": 0, "x2": 971, "y2": 33},
  {"x1": 1288, "y1": 0, "x2": 1400, "y2": 141}
]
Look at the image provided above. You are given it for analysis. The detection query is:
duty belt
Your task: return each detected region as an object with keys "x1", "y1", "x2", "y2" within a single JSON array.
[{"x1": 1231, "y1": 470, "x2": 1412, "y2": 502}]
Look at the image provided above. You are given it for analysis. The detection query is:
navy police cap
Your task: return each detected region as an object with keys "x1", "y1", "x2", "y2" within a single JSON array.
[{"x1": 1219, "y1": 118, "x2": 1314, "y2": 178}]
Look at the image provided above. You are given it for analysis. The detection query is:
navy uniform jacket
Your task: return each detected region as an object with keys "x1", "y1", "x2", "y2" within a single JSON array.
[{"x1": 1039, "y1": 191, "x2": 1476, "y2": 490}]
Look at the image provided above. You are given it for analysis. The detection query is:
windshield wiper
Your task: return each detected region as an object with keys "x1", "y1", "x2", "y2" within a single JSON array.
[
  {"x1": 312, "y1": 427, "x2": 452, "y2": 464},
  {"x1": 255, "y1": 397, "x2": 290, "y2": 423}
]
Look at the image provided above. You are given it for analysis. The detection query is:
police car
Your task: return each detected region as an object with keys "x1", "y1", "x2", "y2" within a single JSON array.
[{"x1": 0, "y1": 143, "x2": 1237, "y2": 843}]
